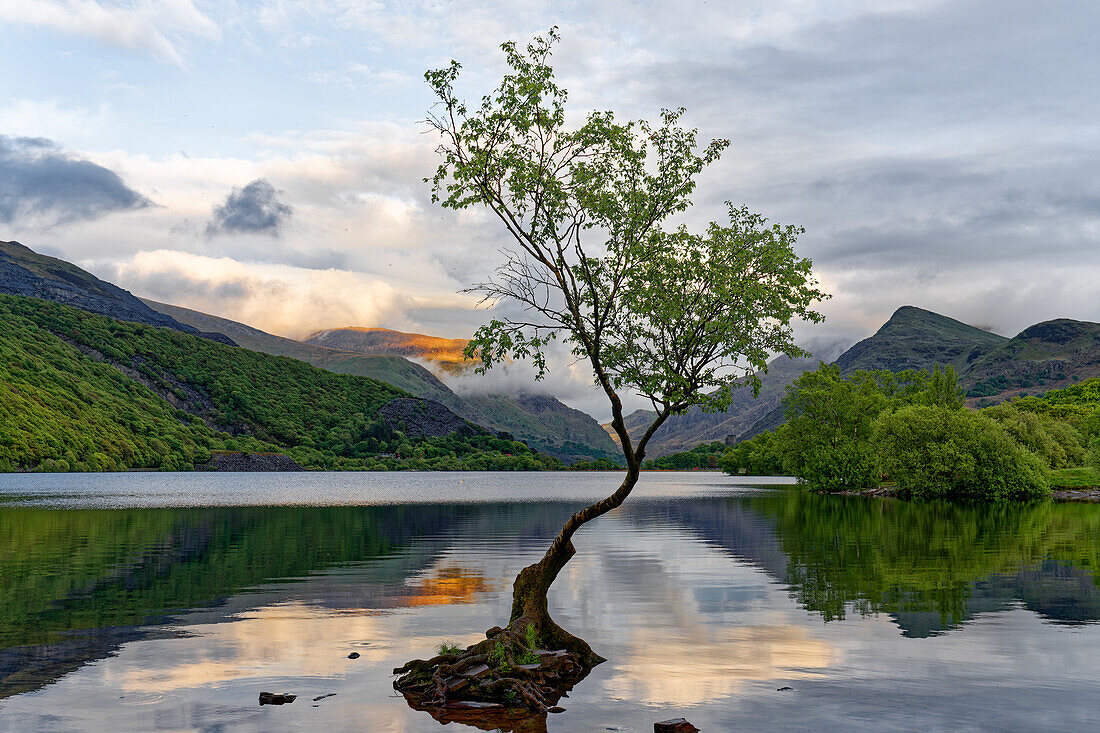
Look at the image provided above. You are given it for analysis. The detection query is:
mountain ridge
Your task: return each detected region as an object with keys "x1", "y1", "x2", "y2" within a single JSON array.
[
  {"x1": 0, "y1": 240, "x2": 236, "y2": 347},
  {"x1": 144, "y1": 300, "x2": 619, "y2": 463}
]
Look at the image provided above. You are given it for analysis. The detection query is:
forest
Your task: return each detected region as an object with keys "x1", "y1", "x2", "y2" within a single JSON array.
[{"x1": 0, "y1": 294, "x2": 559, "y2": 472}]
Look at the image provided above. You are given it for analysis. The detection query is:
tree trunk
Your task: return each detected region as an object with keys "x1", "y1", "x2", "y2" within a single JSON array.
[
  {"x1": 394, "y1": 457, "x2": 653, "y2": 714},
  {"x1": 503, "y1": 463, "x2": 642, "y2": 664}
]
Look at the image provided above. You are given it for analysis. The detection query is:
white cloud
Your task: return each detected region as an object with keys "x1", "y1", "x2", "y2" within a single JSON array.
[
  {"x1": 104, "y1": 249, "x2": 458, "y2": 340},
  {"x1": 0, "y1": 0, "x2": 220, "y2": 66}
]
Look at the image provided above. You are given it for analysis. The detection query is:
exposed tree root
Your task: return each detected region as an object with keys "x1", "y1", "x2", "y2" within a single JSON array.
[{"x1": 393, "y1": 610, "x2": 601, "y2": 723}]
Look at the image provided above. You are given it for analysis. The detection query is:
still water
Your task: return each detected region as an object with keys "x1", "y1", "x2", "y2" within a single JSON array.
[{"x1": 1, "y1": 471, "x2": 1099, "y2": 732}]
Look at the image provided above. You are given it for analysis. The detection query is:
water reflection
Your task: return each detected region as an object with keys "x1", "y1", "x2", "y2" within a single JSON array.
[{"x1": 1, "y1": 480, "x2": 1099, "y2": 731}]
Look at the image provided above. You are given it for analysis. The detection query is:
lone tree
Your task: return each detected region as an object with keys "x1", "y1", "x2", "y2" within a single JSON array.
[{"x1": 394, "y1": 30, "x2": 826, "y2": 714}]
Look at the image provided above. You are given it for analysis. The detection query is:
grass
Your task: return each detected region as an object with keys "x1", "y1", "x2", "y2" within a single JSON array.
[
  {"x1": 436, "y1": 641, "x2": 463, "y2": 656},
  {"x1": 1048, "y1": 467, "x2": 1100, "y2": 489}
]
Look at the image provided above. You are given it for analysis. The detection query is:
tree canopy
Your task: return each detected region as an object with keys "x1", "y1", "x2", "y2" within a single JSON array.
[{"x1": 426, "y1": 30, "x2": 825, "y2": 460}]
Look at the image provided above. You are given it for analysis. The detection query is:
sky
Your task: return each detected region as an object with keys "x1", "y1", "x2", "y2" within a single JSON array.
[{"x1": 1, "y1": 0, "x2": 1098, "y2": 417}]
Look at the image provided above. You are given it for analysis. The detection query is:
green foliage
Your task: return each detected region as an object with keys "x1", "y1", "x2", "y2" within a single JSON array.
[
  {"x1": 523, "y1": 622, "x2": 539, "y2": 650},
  {"x1": 981, "y1": 403, "x2": 1087, "y2": 470},
  {"x1": 769, "y1": 362, "x2": 1060, "y2": 500},
  {"x1": 515, "y1": 623, "x2": 540, "y2": 665},
  {"x1": 775, "y1": 364, "x2": 901, "y2": 490},
  {"x1": 0, "y1": 293, "x2": 558, "y2": 472},
  {"x1": 569, "y1": 456, "x2": 624, "y2": 470},
  {"x1": 1048, "y1": 466, "x2": 1100, "y2": 488},
  {"x1": 719, "y1": 430, "x2": 786, "y2": 476},
  {"x1": 437, "y1": 641, "x2": 463, "y2": 656},
  {"x1": 487, "y1": 640, "x2": 509, "y2": 670},
  {"x1": 874, "y1": 405, "x2": 1050, "y2": 500},
  {"x1": 0, "y1": 296, "x2": 226, "y2": 472},
  {"x1": 643, "y1": 441, "x2": 726, "y2": 470},
  {"x1": 425, "y1": 30, "x2": 825, "y2": 463},
  {"x1": 1011, "y1": 377, "x2": 1100, "y2": 434}
]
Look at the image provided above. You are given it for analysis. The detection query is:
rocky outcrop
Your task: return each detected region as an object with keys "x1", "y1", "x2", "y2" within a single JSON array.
[
  {"x1": 378, "y1": 397, "x2": 480, "y2": 439},
  {"x1": 196, "y1": 451, "x2": 303, "y2": 472}
]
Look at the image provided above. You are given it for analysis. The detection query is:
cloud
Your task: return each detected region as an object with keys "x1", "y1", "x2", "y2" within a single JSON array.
[
  {"x1": 105, "y1": 249, "x2": 420, "y2": 340},
  {"x1": 0, "y1": 0, "x2": 220, "y2": 66},
  {"x1": 11, "y1": 0, "x2": 1100, "y2": 420},
  {"x1": 205, "y1": 179, "x2": 293, "y2": 238},
  {"x1": 0, "y1": 135, "x2": 152, "y2": 227}
]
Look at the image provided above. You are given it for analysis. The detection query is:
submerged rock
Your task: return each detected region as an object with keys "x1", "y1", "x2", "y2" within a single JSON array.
[{"x1": 654, "y1": 718, "x2": 700, "y2": 733}]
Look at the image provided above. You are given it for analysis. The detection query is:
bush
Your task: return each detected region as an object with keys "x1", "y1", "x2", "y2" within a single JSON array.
[
  {"x1": 874, "y1": 405, "x2": 1050, "y2": 500},
  {"x1": 982, "y1": 403, "x2": 1087, "y2": 469},
  {"x1": 720, "y1": 430, "x2": 786, "y2": 476}
]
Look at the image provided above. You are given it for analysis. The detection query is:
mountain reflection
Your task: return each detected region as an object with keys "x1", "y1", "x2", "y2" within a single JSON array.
[{"x1": 3, "y1": 490, "x2": 1100, "y2": 705}]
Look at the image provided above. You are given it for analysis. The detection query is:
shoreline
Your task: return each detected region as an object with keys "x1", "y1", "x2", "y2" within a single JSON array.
[{"x1": 829, "y1": 485, "x2": 1100, "y2": 503}]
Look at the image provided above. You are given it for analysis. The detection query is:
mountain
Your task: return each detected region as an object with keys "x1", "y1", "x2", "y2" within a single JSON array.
[
  {"x1": 738, "y1": 307, "x2": 1100, "y2": 441},
  {"x1": 0, "y1": 292, "x2": 562, "y2": 472},
  {"x1": 457, "y1": 392, "x2": 620, "y2": 462},
  {"x1": 144, "y1": 301, "x2": 620, "y2": 463},
  {"x1": 143, "y1": 299, "x2": 461, "y2": 408},
  {"x1": 962, "y1": 318, "x2": 1100, "y2": 402},
  {"x1": 603, "y1": 356, "x2": 818, "y2": 457},
  {"x1": 736, "y1": 306, "x2": 1011, "y2": 440},
  {"x1": 634, "y1": 305, "x2": 1100, "y2": 452},
  {"x1": 0, "y1": 240, "x2": 236, "y2": 346},
  {"x1": 833, "y1": 306, "x2": 1007, "y2": 373},
  {"x1": 305, "y1": 326, "x2": 471, "y2": 372}
]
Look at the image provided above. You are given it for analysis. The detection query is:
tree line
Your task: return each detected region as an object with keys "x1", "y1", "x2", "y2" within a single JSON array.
[{"x1": 721, "y1": 364, "x2": 1100, "y2": 499}]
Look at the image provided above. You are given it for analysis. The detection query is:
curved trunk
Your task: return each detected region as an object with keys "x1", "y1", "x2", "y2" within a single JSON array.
[{"x1": 504, "y1": 464, "x2": 642, "y2": 664}]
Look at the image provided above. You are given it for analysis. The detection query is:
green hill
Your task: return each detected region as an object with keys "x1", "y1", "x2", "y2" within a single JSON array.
[
  {"x1": 0, "y1": 240, "x2": 235, "y2": 346},
  {"x1": 141, "y1": 299, "x2": 461, "y2": 407},
  {"x1": 0, "y1": 293, "x2": 556, "y2": 472},
  {"x1": 834, "y1": 305, "x2": 1007, "y2": 374},
  {"x1": 144, "y1": 299, "x2": 620, "y2": 463},
  {"x1": 963, "y1": 319, "x2": 1100, "y2": 403}
]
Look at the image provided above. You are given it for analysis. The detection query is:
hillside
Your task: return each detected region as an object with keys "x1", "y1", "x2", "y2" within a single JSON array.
[
  {"x1": 459, "y1": 392, "x2": 620, "y2": 462},
  {"x1": 737, "y1": 307, "x2": 1011, "y2": 440},
  {"x1": 143, "y1": 299, "x2": 461, "y2": 408},
  {"x1": 963, "y1": 319, "x2": 1100, "y2": 403},
  {"x1": 0, "y1": 240, "x2": 236, "y2": 346},
  {"x1": 739, "y1": 308, "x2": 1100, "y2": 441},
  {"x1": 305, "y1": 326, "x2": 471, "y2": 372},
  {"x1": 145, "y1": 300, "x2": 620, "y2": 463},
  {"x1": 833, "y1": 306, "x2": 1007, "y2": 373},
  {"x1": 641, "y1": 305, "x2": 1100, "y2": 450},
  {"x1": 0, "y1": 293, "x2": 554, "y2": 472},
  {"x1": 603, "y1": 356, "x2": 817, "y2": 457}
]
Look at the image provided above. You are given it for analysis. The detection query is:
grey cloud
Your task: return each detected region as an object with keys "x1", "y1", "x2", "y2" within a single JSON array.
[
  {"x1": 0, "y1": 135, "x2": 152, "y2": 226},
  {"x1": 206, "y1": 178, "x2": 293, "y2": 237}
]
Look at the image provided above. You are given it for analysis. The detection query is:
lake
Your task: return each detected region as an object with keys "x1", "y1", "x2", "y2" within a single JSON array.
[{"x1": 1, "y1": 471, "x2": 1099, "y2": 732}]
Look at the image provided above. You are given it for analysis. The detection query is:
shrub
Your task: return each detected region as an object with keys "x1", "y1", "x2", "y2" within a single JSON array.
[
  {"x1": 982, "y1": 403, "x2": 1087, "y2": 469},
  {"x1": 720, "y1": 431, "x2": 786, "y2": 476},
  {"x1": 874, "y1": 405, "x2": 1050, "y2": 500}
]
